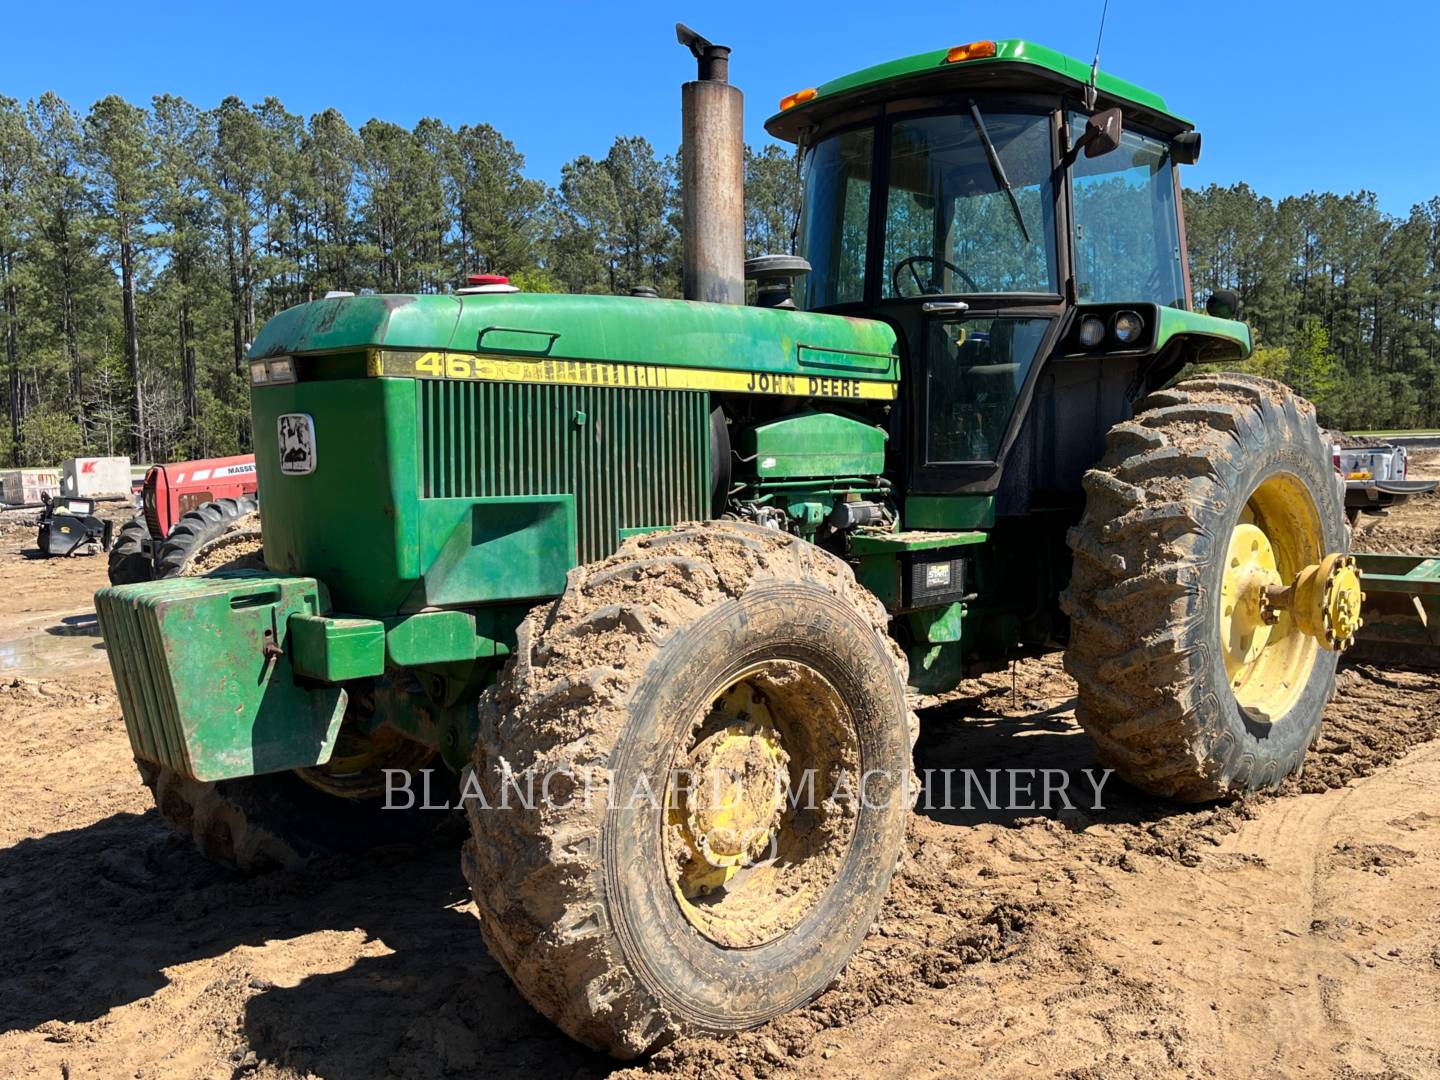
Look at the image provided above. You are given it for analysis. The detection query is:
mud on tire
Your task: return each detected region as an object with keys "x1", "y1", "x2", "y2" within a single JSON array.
[
  {"x1": 462, "y1": 521, "x2": 916, "y2": 1057},
  {"x1": 1062, "y1": 373, "x2": 1346, "y2": 801}
]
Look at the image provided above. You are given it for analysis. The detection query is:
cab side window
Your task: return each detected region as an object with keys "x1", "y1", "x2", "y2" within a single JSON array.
[{"x1": 1070, "y1": 119, "x2": 1185, "y2": 308}]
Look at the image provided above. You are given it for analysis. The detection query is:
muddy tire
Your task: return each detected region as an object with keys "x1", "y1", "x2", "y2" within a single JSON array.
[
  {"x1": 107, "y1": 514, "x2": 154, "y2": 585},
  {"x1": 1062, "y1": 374, "x2": 1346, "y2": 801},
  {"x1": 463, "y1": 521, "x2": 915, "y2": 1057},
  {"x1": 138, "y1": 757, "x2": 457, "y2": 872},
  {"x1": 154, "y1": 496, "x2": 258, "y2": 578}
]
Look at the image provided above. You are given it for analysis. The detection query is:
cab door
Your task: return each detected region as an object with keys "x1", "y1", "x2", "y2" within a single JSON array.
[{"x1": 907, "y1": 305, "x2": 1062, "y2": 495}]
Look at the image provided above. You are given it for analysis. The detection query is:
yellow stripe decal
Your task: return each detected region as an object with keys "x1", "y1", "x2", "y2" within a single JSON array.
[{"x1": 370, "y1": 349, "x2": 898, "y2": 401}]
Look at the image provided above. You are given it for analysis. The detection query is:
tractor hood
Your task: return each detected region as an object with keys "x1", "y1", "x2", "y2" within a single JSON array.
[
  {"x1": 249, "y1": 292, "x2": 900, "y2": 386},
  {"x1": 244, "y1": 291, "x2": 900, "y2": 615}
]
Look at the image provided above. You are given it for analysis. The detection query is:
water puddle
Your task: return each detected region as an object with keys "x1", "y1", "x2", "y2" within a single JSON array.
[{"x1": 0, "y1": 610, "x2": 108, "y2": 676}]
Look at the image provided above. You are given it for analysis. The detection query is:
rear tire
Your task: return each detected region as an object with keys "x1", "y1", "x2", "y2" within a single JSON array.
[
  {"x1": 1062, "y1": 374, "x2": 1345, "y2": 801},
  {"x1": 107, "y1": 514, "x2": 154, "y2": 585},
  {"x1": 463, "y1": 521, "x2": 915, "y2": 1057},
  {"x1": 155, "y1": 496, "x2": 258, "y2": 578}
]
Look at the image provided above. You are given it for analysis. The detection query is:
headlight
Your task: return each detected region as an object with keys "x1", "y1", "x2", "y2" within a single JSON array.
[
  {"x1": 249, "y1": 361, "x2": 269, "y2": 385},
  {"x1": 267, "y1": 357, "x2": 295, "y2": 383},
  {"x1": 1112, "y1": 310, "x2": 1144, "y2": 345},
  {"x1": 1078, "y1": 316, "x2": 1106, "y2": 349}
]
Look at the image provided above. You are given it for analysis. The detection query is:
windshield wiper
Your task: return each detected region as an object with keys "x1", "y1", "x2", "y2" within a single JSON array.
[{"x1": 967, "y1": 99, "x2": 1033, "y2": 245}]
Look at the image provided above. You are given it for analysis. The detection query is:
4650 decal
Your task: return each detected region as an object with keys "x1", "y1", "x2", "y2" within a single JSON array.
[{"x1": 368, "y1": 349, "x2": 898, "y2": 401}]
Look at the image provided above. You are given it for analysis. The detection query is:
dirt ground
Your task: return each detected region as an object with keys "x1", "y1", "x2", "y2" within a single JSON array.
[{"x1": 0, "y1": 469, "x2": 1437, "y2": 1080}]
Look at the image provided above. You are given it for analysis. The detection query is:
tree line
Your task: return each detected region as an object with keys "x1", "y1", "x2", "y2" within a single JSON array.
[
  {"x1": 0, "y1": 92, "x2": 801, "y2": 465},
  {"x1": 1185, "y1": 184, "x2": 1440, "y2": 431},
  {"x1": 0, "y1": 90, "x2": 1436, "y2": 468}
]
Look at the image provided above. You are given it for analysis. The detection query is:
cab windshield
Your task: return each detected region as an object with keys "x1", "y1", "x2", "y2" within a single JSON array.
[
  {"x1": 883, "y1": 111, "x2": 1057, "y2": 298},
  {"x1": 800, "y1": 108, "x2": 1059, "y2": 308}
]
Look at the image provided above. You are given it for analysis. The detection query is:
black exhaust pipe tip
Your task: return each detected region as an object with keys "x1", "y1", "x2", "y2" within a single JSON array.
[{"x1": 676, "y1": 22, "x2": 730, "y2": 83}]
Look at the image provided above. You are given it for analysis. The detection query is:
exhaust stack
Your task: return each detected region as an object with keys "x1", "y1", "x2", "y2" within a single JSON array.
[{"x1": 677, "y1": 23, "x2": 744, "y2": 305}]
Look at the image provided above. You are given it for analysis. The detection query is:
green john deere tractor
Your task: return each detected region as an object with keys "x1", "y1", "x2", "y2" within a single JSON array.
[{"x1": 96, "y1": 29, "x2": 1385, "y2": 1057}]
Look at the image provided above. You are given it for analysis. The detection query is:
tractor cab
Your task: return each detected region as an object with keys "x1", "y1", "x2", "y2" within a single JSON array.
[{"x1": 765, "y1": 39, "x2": 1220, "y2": 512}]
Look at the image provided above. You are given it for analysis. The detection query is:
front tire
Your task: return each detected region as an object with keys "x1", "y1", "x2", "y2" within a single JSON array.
[
  {"x1": 139, "y1": 750, "x2": 453, "y2": 872},
  {"x1": 463, "y1": 521, "x2": 915, "y2": 1057},
  {"x1": 1062, "y1": 374, "x2": 1346, "y2": 801}
]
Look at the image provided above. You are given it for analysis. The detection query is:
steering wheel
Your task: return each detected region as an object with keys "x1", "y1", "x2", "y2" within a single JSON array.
[{"x1": 891, "y1": 254, "x2": 978, "y2": 298}]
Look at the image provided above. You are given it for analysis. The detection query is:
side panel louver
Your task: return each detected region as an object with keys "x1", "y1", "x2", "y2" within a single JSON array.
[{"x1": 418, "y1": 381, "x2": 710, "y2": 564}]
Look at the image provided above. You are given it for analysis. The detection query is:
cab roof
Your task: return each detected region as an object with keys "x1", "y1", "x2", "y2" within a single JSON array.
[{"x1": 764, "y1": 38, "x2": 1189, "y2": 142}]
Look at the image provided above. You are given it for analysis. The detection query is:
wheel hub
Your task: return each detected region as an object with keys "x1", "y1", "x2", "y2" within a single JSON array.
[
  {"x1": 1264, "y1": 552, "x2": 1365, "y2": 652},
  {"x1": 672, "y1": 685, "x2": 790, "y2": 897},
  {"x1": 1221, "y1": 523, "x2": 1283, "y2": 671},
  {"x1": 1218, "y1": 473, "x2": 1361, "y2": 721},
  {"x1": 662, "y1": 662, "x2": 858, "y2": 949}
]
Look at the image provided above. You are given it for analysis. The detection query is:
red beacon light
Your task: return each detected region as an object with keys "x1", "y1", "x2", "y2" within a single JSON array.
[{"x1": 458, "y1": 273, "x2": 520, "y2": 295}]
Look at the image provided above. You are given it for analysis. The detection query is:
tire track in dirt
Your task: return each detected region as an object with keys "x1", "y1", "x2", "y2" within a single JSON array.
[
  {"x1": 0, "y1": 520, "x2": 1437, "y2": 1078},
  {"x1": 635, "y1": 659, "x2": 1440, "y2": 1079}
]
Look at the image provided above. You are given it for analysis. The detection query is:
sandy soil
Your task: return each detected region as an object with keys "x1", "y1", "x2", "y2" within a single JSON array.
[{"x1": 0, "y1": 498, "x2": 1437, "y2": 1079}]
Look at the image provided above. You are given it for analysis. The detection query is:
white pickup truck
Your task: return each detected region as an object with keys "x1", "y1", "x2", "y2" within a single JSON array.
[{"x1": 1334, "y1": 443, "x2": 1438, "y2": 521}]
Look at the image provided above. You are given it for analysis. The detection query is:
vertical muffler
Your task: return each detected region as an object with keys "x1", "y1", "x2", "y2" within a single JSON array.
[{"x1": 677, "y1": 23, "x2": 744, "y2": 305}]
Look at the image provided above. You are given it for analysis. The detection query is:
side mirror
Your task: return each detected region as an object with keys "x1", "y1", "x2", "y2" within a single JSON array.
[
  {"x1": 1080, "y1": 107, "x2": 1123, "y2": 158},
  {"x1": 1170, "y1": 130, "x2": 1202, "y2": 165},
  {"x1": 1206, "y1": 289, "x2": 1243, "y2": 320}
]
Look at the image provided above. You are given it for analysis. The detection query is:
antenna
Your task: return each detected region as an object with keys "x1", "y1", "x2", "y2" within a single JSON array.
[{"x1": 1084, "y1": 0, "x2": 1111, "y2": 111}]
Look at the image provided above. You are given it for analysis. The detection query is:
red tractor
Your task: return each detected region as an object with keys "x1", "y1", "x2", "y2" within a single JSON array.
[{"x1": 107, "y1": 453, "x2": 259, "y2": 584}]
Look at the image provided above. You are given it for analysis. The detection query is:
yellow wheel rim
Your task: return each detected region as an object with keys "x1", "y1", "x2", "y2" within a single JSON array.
[
  {"x1": 1220, "y1": 474, "x2": 1324, "y2": 722},
  {"x1": 663, "y1": 660, "x2": 859, "y2": 949}
]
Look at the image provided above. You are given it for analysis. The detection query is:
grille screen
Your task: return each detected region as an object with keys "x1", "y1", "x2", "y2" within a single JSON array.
[{"x1": 418, "y1": 380, "x2": 710, "y2": 564}]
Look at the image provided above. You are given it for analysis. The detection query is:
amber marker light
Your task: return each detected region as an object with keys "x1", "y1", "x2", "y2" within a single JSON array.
[
  {"x1": 779, "y1": 87, "x2": 817, "y2": 111},
  {"x1": 945, "y1": 40, "x2": 997, "y2": 63}
]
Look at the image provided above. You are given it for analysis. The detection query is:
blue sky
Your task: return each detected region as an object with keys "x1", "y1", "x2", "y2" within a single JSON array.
[{"x1": 6, "y1": 0, "x2": 1438, "y2": 216}]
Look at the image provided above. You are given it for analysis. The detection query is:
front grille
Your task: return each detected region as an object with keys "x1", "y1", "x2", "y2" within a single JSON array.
[
  {"x1": 143, "y1": 487, "x2": 162, "y2": 539},
  {"x1": 418, "y1": 380, "x2": 710, "y2": 564}
]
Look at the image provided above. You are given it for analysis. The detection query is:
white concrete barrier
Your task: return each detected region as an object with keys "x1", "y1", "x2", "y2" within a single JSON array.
[{"x1": 62, "y1": 456, "x2": 132, "y2": 498}]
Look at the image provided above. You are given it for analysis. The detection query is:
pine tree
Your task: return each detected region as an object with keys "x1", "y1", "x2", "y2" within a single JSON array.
[{"x1": 86, "y1": 94, "x2": 155, "y2": 457}]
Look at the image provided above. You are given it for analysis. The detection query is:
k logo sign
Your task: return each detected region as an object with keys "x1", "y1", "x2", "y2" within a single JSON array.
[{"x1": 277, "y1": 414, "x2": 317, "y2": 476}]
